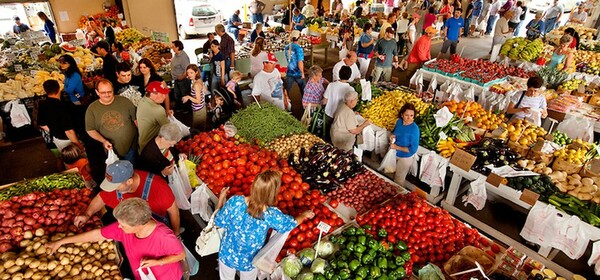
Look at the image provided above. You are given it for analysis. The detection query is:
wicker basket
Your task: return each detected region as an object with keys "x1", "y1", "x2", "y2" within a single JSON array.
[
  {"x1": 508, "y1": 141, "x2": 530, "y2": 158},
  {"x1": 552, "y1": 157, "x2": 583, "y2": 175},
  {"x1": 580, "y1": 159, "x2": 600, "y2": 178},
  {"x1": 444, "y1": 246, "x2": 495, "y2": 280},
  {"x1": 527, "y1": 149, "x2": 554, "y2": 166}
]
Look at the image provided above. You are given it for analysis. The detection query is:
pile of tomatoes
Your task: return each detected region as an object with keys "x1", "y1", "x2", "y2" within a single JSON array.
[
  {"x1": 356, "y1": 192, "x2": 481, "y2": 266},
  {"x1": 177, "y1": 129, "x2": 345, "y2": 259}
]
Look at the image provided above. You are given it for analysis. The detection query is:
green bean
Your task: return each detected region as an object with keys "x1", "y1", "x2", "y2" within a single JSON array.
[{"x1": 230, "y1": 103, "x2": 307, "y2": 145}]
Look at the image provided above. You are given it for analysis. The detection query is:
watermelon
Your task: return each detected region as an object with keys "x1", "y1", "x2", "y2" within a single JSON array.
[
  {"x1": 50, "y1": 43, "x2": 61, "y2": 54},
  {"x1": 60, "y1": 43, "x2": 77, "y2": 52}
]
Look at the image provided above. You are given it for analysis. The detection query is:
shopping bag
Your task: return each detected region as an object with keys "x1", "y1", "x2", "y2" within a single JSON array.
[
  {"x1": 138, "y1": 267, "x2": 157, "y2": 280},
  {"x1": 168, "y1": 166, "x2": 192, "y2": 210},
  {"x1": 551, "y1": 215, "x2": 589, "y2": 259},
  {"x1": 223, "y1": 121, "x2": 238, "y2": 138},
  {"x1": 183, "y1": 242, "x2": 200, "y2": 276},
  {"x1": 520, "y1": 201, "x2": 560, "y2": 247},
  {"x1": 300, "y1": 104, "x2": 313, "y2": 128},
  {"x1": 4, "y1": 100, "x2": 31, "y2": 128},
  {"x1": 360, "y1": 79, "x2": 372, "y2": 101},
  {"x1": 309, "y1": 106, "x2": 327, "y2": 139},
  {"x1": 105, "y1": 149, "x2": 119, "y2": 165},
  {"x1": 426, "y1": 76, "x2": 438, "y2": 95},
  {"x1": 195, "y1": 211, "x2": 224, "y2": 256},
  {"x1": 378, "y1": 148, "x2": 397, "y2": 173},
  {"x1": 462, "y1": 176, "x2": 487, "y2": 210},
  {"x1": 168, "y1": 115, "x2": 190, "y2": 137},
  {"x1": 361, "y1": 125, "x2": 376, "y2": 151},
  {"x1": 339, "y1": 47, "x2": 349, "y2": 61},
  {"x1": 191, "y1": 183, "x2": 213, "y2": 221},
  {"x1": 555, "y1": 115, "x2": 595, "y2": 143},
  {"x1": 353, "y1": 146, "x2": 363, "y2": 162},
  {"x1": 252, "y1": 231, "x2": 292, "y2": 274}
]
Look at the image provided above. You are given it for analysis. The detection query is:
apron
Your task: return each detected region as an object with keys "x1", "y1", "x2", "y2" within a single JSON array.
[{"x1": 116, "y1": 173, "x2": 170, "y2": 226}]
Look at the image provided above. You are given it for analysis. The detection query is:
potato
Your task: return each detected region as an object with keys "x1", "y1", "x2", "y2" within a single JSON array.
[
  {"x1": 83, "y1": 263, "x2": 93, "y2": 271},
  {"x1": 24, "y1": 268, "x2": 35, "y2": 278},
  {"x1": 69, "y1": 267, "x2": 80, "y2": 276},
  {"x1": 90, "y1": 265, "x2": 98, "y2": 273},
  {"x1": 72, "y1": 248, "x2": 80, "y2": 255},
  {"x1": 57, "y1": 247, "x2": 66, "y2": 253},
  {"x1": 110, "y1": 264, "x2": 118, "y2": 271},
  {"x1": 12, "y1": 272, "x2": 24, "y2": 280},
  {"x1": 102, "y1": 264, "x2": 111, "y2": 270},
  {"x1": 100, "y1": 242, "x2": 108, "y2": 250},
  {"x1": 87, "y1": 248, "x2": 96, "y2": 255},
  {"x1": 566, "y1": 184, "x2": 577, "y2": 191},
  {"x1": 569, "y1": 179, "x2": 582, "y2": 187},
  {"x1": 81, "y1": 243, "x2": 90, "y2": 250},
  {"x1": 47, "y1": 260, "x2": 58, "y2": 271},
  {"x1": 577, "y1": 193, "x2": 593, "y2": 201},
  {"x1": 42, "y1": 276, "x2": 51, "y2": 280},
  {"x1": 1, "y1": 273, "x2": 10, "y2": 280},
  {"x1": 93, "y1": 252, "x2": 102, "y2": 259},
  {"x1": 31, "y1": 272, "x2": 43, "y2": 280},
  {"x1": 107, "y1": 253, "x2": 116, "y2": 261},
  {"x1": 79, "y1": 251, "x2": 86, "y2": 257},
  {"x1": 1, "y1": 252, "x2": 16, "y2": 261},
  {"x1": 35, "y1": 246, "x2": 47, "y2": 255},
  {"x1": 24, "y1": 257, "x2": 35, "y2": 266},
  {"x1": 38, "y1": 262, "x2": 48, "y2": 271},
  {"x1": 582, "y1": 177, "x2": 594, "y2": 187},
  {"x1": 66, "y1": 247, "x2": 73, "y2": 254},
  {"x1": 29, "y1": 259, "x2": 40, "y2": 269},
  {"x1": 580, "y1": 185, "x2": 595, "y2": 193},
  {"x1": 94, "y1": 268, "x2": 104, "y2": 277},
  {"x1": 543, "y1": 167, "x2": 552, "y2": 175},
  {"x1": 80, "y1": 271, "x2": 88, "y2": 279},
  {"x1": 7, "y1": 265, "x2": 22, "y2": 274},
  {"x1": 14, "y1": 257, "x2": 25, "y2": 266},
  {"x1": 19, "y1": 240, "x2": 31, "y2": 248},
  {"x1": 3, "y1": 259, "x2": 15, "y2": 269},
  {"x1": 57, "y1": 270, "x2": 68, "y2": 278},
  {"x1": 60, "y1": 257, "x2": 70, "y2": 265},
  {"x1": 92, "y1": 244, "x2": 100, "y2": 250}
]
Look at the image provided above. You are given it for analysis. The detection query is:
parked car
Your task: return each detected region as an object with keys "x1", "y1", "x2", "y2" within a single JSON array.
[
  {"x1": 528, "y1": 0, "x2": 580, "y2": 14},
  {"x1": 177, "y1": 3, "x2": 223, "y2": 39}
]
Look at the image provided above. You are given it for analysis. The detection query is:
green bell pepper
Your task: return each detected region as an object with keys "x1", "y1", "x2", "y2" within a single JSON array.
[
  {"x1": 324, "y1": 268, "x2": 335, "y2": 280},
  {"x1": 331, "y1": 275, "x2": 341, "y2": 280},
  {"x1": 362, "y1": 225, "x2": 372, "y2": 230},
  {"x1": 329, "y1": 236, "x2": 338, "y2": 244},
  {"x1": 362, "y1": 253, "x2": 374, "y2": 264},
  {"x1": 395, "y1": 241, "x2": 407, "y2": 251},
  {"x1": 356, "y1": 227, "x2": 366, "y2": 235},
  {"x1": 394, "y1": 256, "x2": 405, "y2": 266},
  {"x1": 394, "y1": 267, "x2": 406, "y2": 279},
  {"x1": 400, "y1": 251, "x2": 411, "y2": 262},
  {"x1": 356, "y1": 267, "x2": 369, "y2": 278},
  {"x1": 376, "y1": 257, "x2": 388, "y2": 270},
  {"x1": 355, "y1": 244, "x2": 367, "y2": 254},
  {"x1": 367, "y1": 239, "x2": 379, "y2": 249},
  {"x1": 370, "y1": 266, "x2": 381, "y2": 278},
  {"x1": 347, "y1": 242, "x2": 355, "y2": 252},
  {"x1": 378, "y1": 229, "x2": 387, "y2": 238},
  {"x1": 349, "y1": 259, "x2": 361, "y2": 271},
  {"x1": 337, "y1": 236, "x2": 347, "y2": 245},
  {"x1": 315, "y1": 274, "x2": 326, "y2": 280},
  {"x1": 343, "y1": 227, "x2": 357, "y2": 236},
  {"x1": 377, "y1": 275, "x2": 389, "y2": 280},
  {"x1": 367, "y1": 249, "x2": 377, "y2": 257},
  {"x1": 358, "y1": 235, "x2": 367, "y2": 245},
  {"x1": 339, "y1": 268, "x2": 351, "y2": 280}
]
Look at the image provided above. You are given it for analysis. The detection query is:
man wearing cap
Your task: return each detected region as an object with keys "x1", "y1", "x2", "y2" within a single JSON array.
[
  {"x1": 333, "y1": 51, "x2": 361, "y2": 82},
  {"x1": 252, "y1": 53, "x2": 290, "y2": 110},
  {"x1": 284, "y1": 30, "x2": 306, "y2": 100},
  {"x1": 73, "y1": 160, "x2": 181, "y2": 236},
  {"x1": 438, "y1": 9, "x2": 464, "y2": 58},
  {"x1": 13, "y1": 16, "x2": 30, "y2": 35},
  {"x1": 86, "y1": 79, "x2": 137, "y2": 163},
  {"x1": 402, "y1": 27, "x2": 437, "y2": 85},
  {"x1": 372, "y1": 27, "x2": 398, "y2": 83},
  {"x1": 137, "y1": 81, "x2": 170, "y2": 152}
]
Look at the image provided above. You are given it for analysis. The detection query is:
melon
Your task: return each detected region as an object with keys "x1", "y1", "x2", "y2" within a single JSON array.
[
  {"x1": 60, "y1": 43, "x2": 77, "y2": 52},
  {"x1": 50, "y1": 43, "x2": 61, "y2": 54}
]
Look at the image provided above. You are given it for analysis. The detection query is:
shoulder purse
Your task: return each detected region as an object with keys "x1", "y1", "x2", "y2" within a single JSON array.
[{"x1": 195, "y1": 211, "x2": 225, "y2": 257}]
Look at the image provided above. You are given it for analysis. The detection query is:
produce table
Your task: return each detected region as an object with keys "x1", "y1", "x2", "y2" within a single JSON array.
[
  {"x1": 413, "y1": 68, "x2": 520, "y2": 111},
  {"x1": 547, "y1": 100, "x2": 600, "y2": 134},
  {"x1": 442, "y1": 163, "x2": 600, "y2": 278}
]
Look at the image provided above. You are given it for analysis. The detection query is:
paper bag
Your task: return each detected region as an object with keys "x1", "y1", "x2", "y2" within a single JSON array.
[{"x1": 462, "y1": 176, "x2": 487, "y2": 210}]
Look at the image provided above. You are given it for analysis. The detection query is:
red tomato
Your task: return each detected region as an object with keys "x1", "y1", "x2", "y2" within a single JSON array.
[
  {"x1": 289, "y1": 240, "x2": 298, "y2": 248},
  {"x1": 296, "y1": 233, "x2": 306, "y2": 242},
  {"x1": 329, "y1": 199, "x2": 339, "y2": 208},
  {"x1": 294, "y1": 190, "x2": 303, "y2": 199},
  {"x1": 290, "y1": 182, "x2": 300, "y2": 191},
  {"x1": 282, "y1": 174, "x2": 294, "y2": 184}
]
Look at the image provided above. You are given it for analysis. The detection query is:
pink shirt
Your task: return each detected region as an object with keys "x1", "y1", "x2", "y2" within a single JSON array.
[
  {"x1": 101, "y1": 222, "x2": 184, "y2": 280},
  {"x1": 423, "y1": 13, "x2": 437, "y2": 29},
  {"x1": 386, "y1": 0, "x2": 395, "y2": 6}
]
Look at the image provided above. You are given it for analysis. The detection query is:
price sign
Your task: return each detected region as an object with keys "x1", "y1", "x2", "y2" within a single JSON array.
[
  {"x1": 85, "y1": 65, "x2": 94, "y2": 72},
  {"x1": 30, "y1": 70, "x2": 38, "y2": 77},
  {"x1": 30, "y1": 49, "x2": 41, "y2": 60},
  {"x1": 519, "y1": 189, "x2": 540, "y2": 206},
  {"x1": 14, "y1": 64, "x2": 23, "y2": 72},
  {"x1": 449, "y1": 149, "x2": 477, "y2": 172},
  {"x1": 316, "y1": 222, "x2": 331, "y2": 234},
  {"x1": 486, "y1": 173, "x2": 507, "y2": 187},
  {"x1": 151, "y1": 31, "x2": 169, "y2": 43},
  {"x1": 438, "y1": 131, "x2": 448, "y2": 140}
]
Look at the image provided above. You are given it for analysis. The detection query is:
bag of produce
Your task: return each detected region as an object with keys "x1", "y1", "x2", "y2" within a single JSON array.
[
  {"x1": 281, "y1": 255, "x2": 303, "y2": 278},
  {"x1": 168, "y1": 166, "x2": 192, "y2": 210},
  {"x1": 190, "y1": 184, "x2": 212, "y2": 221},
  {"x1": 253, "y1": 231, "x2": 292, "y2": 274},
  {"x1": 168, "y1": 115, "x2": 190, "y2": 137},
  {"x1": 418, "y1": 263, "x2": 445, "y2": 280},
  {"x1": 378, "y1": 148, "x2": 397, "y2": 173},
  {"x1": 555, "y1": 115, "x2": 594, "y2": 143}
]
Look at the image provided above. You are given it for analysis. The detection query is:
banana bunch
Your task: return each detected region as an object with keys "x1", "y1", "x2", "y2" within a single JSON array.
[
  {"x1": 519, "y1": 38, "x2": 544, "y2": 62},
  {"x1": 362, "y1": 89, "x2": 431, "y2": 130},
  {"x1": 437, "y1": 138, "x2": 467, "y2": 158},
  {"x1": 500, "y1": 38, "x2": 516, "y2": 56},
  {"x1": 508, "y1": 37, "x2": 527, "y2": 60}
]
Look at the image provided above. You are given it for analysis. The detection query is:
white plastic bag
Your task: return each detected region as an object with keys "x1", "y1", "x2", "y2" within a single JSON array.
[
  {"x1": 360, "y1": 79, "x2": 372, "y2": 101},
  {"x1": 361, "y1": 125, "x2": 376, "y2": 151},
  {"x1": 462, "y1": 176, "x2": 487, "y2": 210},
  {"x1": 339, "y1": 47, "x2": 348, "y2": 61},
  {"x1": 434, "y1": 107, "x2": 454, "y2": 127},
  {"x1": 138, "y1": 267, "x2": 157, "y2": 280},
  {"x1": 378, "y1": 148, "x2": 397, "y2": 173},
  {"x1": 427, "y1": 76, "x2": 438, "y2": 95},
  {"x1": 168, "y1": 166, "x2": 192, "y2": 210},
  {"x1": 556, "y1": 115, "x2": 595, "y2": 142},
  {"x1": 551, "y1": 215, "x2": 589, "y2": 259},
  {"x1": 252, "y1": 231, "x2": 292, "y2": 274},
  {"x1": 105, "y1": 149, "x2": 119, "y2": 165},
  {"x1": 183, "y1": 242, "x2": 200, "y2": 276},
  {"x1": 353, "y1": 146, "x2": 363, "y2": 162},
  {"x1": 168, "y1": 115, "x2": 190, "y2": 137},
  {"x1": 223, "y1": 121, "x2": 238, "y2": 138},
  {"x1": 191, "y1": 184, "x2": 212, "y2": 221},
  {"x1": 520, "y1": 201, "x2": 561, "y2": 247},
  {"x1": 4, "y1": 100, "x2": 31, "y2": 128}
]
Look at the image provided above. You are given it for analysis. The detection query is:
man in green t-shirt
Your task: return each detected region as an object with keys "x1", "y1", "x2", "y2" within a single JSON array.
[
  {"x1": 137, "y1": 81, "x2": 169, "y2": 152},
  {"x1": 86, "y1": 79, "x2": 137, "y2": 162}
]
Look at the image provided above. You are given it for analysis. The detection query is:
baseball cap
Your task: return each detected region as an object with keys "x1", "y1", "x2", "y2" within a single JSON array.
[
  {"x1": 425, "y1": 26, "x2": 438, "y2": 35},
  {"x1": 385, "y1": 27, "x2": 395, "y2": 34},
  {"x1": 100, "y1": 160, "x2": 134, "y2": 191},
  {"x1": 264, "y1": 52, "x2": 278, "y2": 64},
  {"x1": 146, "y1": 81, "x2": 169, "y2": 95},
  {"x1": 290, "y1": 30, "x2": 301, "y2": 41}
]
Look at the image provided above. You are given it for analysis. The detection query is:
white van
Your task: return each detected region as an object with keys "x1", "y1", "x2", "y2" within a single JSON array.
[
  {"x1": 528, "y1": 0, "x2": 580, "y2": 14},
  {"x1": 176, "y1": 1, "x2": 223, "y2": 39}
]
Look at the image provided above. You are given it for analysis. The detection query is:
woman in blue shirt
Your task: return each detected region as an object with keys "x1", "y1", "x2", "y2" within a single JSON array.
[
  {"x1": 214, "y1": 170, "x2": 315, "y2": 280},
  {"x1": 292, "y1": 8, "x2": 306, "y2": 31},
  {"x1": 58, "y1": 55, "x2": 86, "y2": 105},
  {"x1": 357, "y1": 22, "x2": 375, "y2": 77},
  {"x1": 37, "y1": 12, "x2": 56, "y2": 43},
  {"x1": 390, "y1": 103, "x2": 420, "y2": 185}
]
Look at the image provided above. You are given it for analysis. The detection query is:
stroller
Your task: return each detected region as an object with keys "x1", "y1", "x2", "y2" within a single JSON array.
[{"x1": 208, "y1": 88, "x2": 237, "y2": 127}]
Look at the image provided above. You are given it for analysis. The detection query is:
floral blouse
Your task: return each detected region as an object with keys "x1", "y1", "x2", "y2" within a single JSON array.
[{"x1": 214, "y1": 196, "x2": 296, "y2": 271}]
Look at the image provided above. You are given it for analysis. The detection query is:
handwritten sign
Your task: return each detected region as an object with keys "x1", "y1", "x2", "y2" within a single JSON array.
[
  {"x1": 151, "y1": 31, "x2": 169, "y2": 43},
  {"x1": 14, "y1": 64, "x2": 23, "y2": 72},
  {"x1": 491, "y1": 127, "x2": 507, "y2": 138},
  {"x1": 519, "y1": 189, "x2": 540, "y2": 206},
  {"x1": 316, "y1": 222, "x2": 331, "y2": 234},
  {"x1": 486, "y1": 173, "x2": 507, "y2": 187},
  {"x1": 450, "y1": 149, "x2": 477, "y2": 172},
  {"x1": 85, "y1": 65, "x2": 95, "y2": 72},
  {"x1": 69, "y1": 39, "x2": 86, "y2": 46}
]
